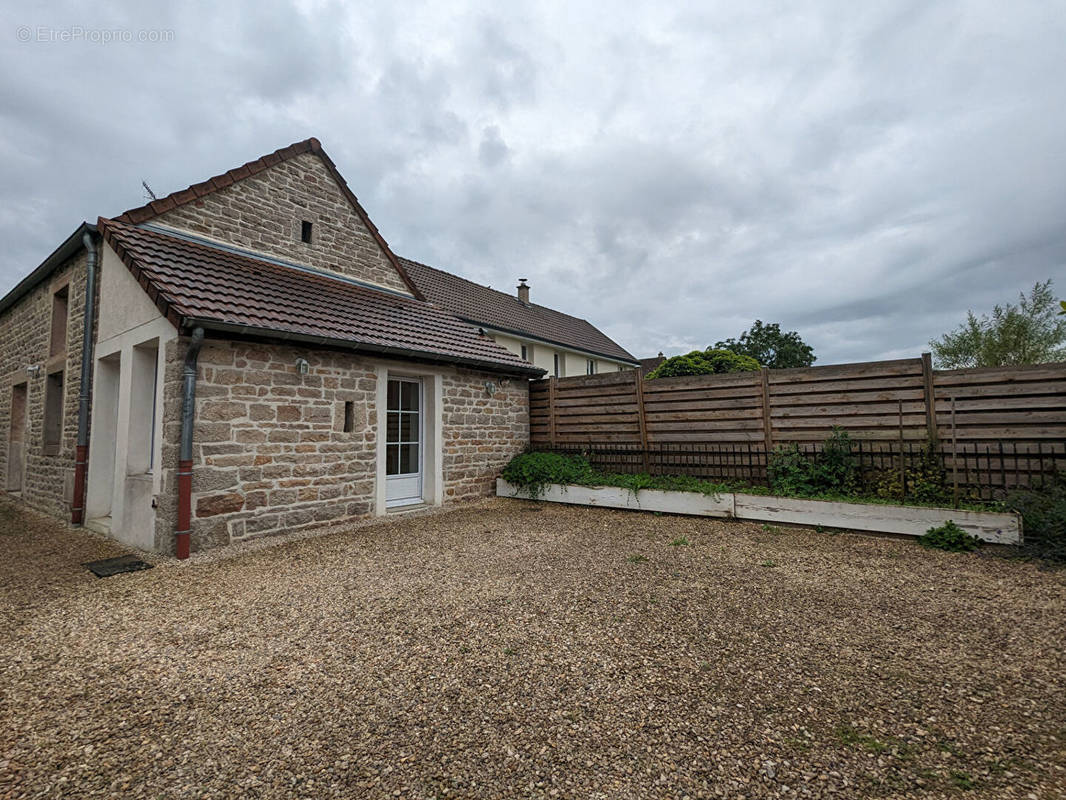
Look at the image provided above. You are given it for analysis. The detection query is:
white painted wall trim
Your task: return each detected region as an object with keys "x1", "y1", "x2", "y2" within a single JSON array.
[
  {"x1": 495, "y1": 480, "x2": 1022, "y2": 545},
  {"x1": 373, "y1": 363, "x2": 444, "y2": 515},
  {"x1": 430, "y1": 374, "x2": 444, "y2": 506},
  {"x1": 85, "y1": 246, "x2": 179, "y2": 550},
  {"x1": 373, "y1": 364, "x2": 387, "y2": 516}
]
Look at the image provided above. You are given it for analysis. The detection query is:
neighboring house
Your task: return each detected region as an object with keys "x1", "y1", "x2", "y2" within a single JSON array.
[
  {"x1": 0, "y1": 137, "x2": 551, "y2": 557},
  {"x1": 402, "y1": 261, "x2": 639, "y2": 377},
  {"x1": 640, "y1": 353, "x2": 666, "y2": 375}
]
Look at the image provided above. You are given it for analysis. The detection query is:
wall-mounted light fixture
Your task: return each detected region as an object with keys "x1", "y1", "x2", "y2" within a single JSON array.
[
  {"x1": 295, "y1": 358, "x2": 310, "y2": 375},
  {"x1": 483, "y1": 381, "x2": 497, "y2": 397},
  {"x1": 25, "y1": 364, "x2": 41, "y2": 379}
]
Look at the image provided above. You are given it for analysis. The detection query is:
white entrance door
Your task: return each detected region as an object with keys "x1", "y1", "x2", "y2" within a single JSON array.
[{"x1": 385, "y1": 377, "x2": 423, "y2": 507}]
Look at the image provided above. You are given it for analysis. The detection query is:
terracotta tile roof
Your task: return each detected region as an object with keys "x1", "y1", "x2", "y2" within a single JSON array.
[
  {"x1": 113, "y1": 137, "x2": 425, "y2": 301},
  {"x1": 400, "y1": 258, "x2": 638, "y2": 364},
  {"x1": 98, "y1": 219, "x2": 544, "y2": 376}
]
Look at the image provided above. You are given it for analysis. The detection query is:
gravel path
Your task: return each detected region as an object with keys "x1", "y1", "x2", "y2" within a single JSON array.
[{"x1": 1, "y1": 495, "x2": 1064, "y2": 799}]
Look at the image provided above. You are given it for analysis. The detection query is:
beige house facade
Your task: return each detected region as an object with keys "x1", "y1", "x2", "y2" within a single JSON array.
[{"x1": 483, "y1": 330, "x2": 633, "y2": 378}]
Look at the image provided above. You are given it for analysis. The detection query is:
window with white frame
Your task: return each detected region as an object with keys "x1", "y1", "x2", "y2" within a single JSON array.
[{"x1": 586, "y1": 359, "x2": 596, "y2": 375}]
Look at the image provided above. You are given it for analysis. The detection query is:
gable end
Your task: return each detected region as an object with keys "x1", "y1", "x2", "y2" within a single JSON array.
[{"x1": 114, "y1": 138, "x2": 424, "y2": 300}]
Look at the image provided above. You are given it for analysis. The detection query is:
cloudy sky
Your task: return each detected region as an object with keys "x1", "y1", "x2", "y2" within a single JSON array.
[{"x1": 2, "y1": 1, "x2": 1064, "y2": 364}]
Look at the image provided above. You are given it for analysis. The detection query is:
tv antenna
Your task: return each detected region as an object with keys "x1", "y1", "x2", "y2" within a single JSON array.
[{"x1": 141, "y1": 180, "x2": 157, "y2": 201}]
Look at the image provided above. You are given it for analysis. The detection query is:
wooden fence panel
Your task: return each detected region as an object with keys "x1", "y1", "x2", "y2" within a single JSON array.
[
  {"x1": 527, "y1": 357, "x2": 1066, "y2": 492},
  {"x1": 933, "y1": 365, "x2": 1066, "y2": 443},
  {"x1": 643, "y1": 371, "x2": 762, "y2": 446},
  {"x1": 766, "y1": 358, "x2": 927, "y2": 444}
]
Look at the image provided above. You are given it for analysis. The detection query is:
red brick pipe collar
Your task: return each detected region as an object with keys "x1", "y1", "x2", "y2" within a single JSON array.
[{"x1": 71, "y1": 445, "x2": 88, "y2": 525}]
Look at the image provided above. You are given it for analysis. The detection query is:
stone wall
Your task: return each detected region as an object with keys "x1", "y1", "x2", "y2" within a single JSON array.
[
  {"x1": 154, "y1": 153, "x2": 411, "y2": 294},
  {"x1": 154, "y1": 338, "x2": 379, "y2": 553},
  {"x1": 0, "y1": 251, "x2": 90, "y2": 518},
  {"x1": 152, "y1": 337, "x2": 531, "y2": 554},
  {"x1": 442, "y1": 369, "x2": 529, "y2": 502}
]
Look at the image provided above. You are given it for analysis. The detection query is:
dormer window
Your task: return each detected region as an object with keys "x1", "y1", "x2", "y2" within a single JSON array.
[{"x1": 300, "y1": 220, "x2": 313, "y2": 243}]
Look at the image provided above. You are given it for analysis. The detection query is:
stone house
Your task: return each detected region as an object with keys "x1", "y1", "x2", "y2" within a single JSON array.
[{"x1": 0, "y1": 137, "x2": 592, "y2": 557}]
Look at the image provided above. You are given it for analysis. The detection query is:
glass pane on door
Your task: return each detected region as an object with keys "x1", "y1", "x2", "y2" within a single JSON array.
[
  {"x1": 399, "y1": 413, "x2": 417, "y2": 442},
  {"x1": 385, "y1": 378, "x2": 422, "y2": 492},
  {"x1": 399, "y1": 443, "x2": 419, "y2": 474},
  {"x1": 400, "y1": 381, "x2": 418, "y2": 410}
]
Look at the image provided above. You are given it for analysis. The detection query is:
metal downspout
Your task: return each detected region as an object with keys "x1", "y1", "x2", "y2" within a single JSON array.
[
  {"x1": 71, "y1": 231, "x2": 97, "y2": 525},
  {"x1": 175, "y1": 327, "x2": 205, "y2": 559}
]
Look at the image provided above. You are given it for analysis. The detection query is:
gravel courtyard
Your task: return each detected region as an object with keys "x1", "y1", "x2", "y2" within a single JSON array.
[{"x1": 1, "y1": 497, "x2": 1064, "y2": 800}]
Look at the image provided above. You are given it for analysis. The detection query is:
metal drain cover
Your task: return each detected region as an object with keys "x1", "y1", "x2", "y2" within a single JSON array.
[{"x1": 83, "y1": 555, "x2": 153, "y2": 578}]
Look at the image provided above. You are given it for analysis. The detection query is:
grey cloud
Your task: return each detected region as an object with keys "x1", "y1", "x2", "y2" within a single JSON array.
[
  {"x1": 478, "y1": 125, "x2": 510, "y2": 167},
  {"x1": 2, "y1": 0, "x2": 1065, "y2": 366},
  {"x1": 474, "y1": 19, "x2": 539, "y2": 110}
]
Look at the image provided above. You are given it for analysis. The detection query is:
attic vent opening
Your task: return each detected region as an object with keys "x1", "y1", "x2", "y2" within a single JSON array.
[{"x1": 300, "y1": 220, "x2": 313, "y2": 243}]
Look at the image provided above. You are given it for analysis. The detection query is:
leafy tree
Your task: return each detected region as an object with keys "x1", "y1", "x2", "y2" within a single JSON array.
[
  {"x1": 929, "y1": 280, "x2": 1066, "y2": 369},
  {"x1": 714, "y1": 320, "x2": 815, "y2": 369},
  {"x1": 646, "y1": 348, "x2": 760, "y2": 380}
]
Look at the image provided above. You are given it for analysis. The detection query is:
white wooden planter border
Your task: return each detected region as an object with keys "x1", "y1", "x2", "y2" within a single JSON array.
[{"x1": 496, "y1": 479, "x2": 1022, "y2": 545}]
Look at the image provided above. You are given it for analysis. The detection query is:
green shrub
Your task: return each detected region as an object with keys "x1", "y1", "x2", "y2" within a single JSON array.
[
  {"x1": 919, "y1": 521, "x2": 981, "y2": 552},
  {"x1": 1006, "y1": 471, "x2": 1066, "y2": 560},
  {"x1": 768, "y1": 428, "x2": 859, "y2": 497},
  {"x1": 819, "y1": 428, "x2": 860, "y2": 493},
  {"x1": 500, "y1": 452, "x2": 596, "y2": 498},
  {"x1": 865, "y1": 438, "x2": 952, "y2": 505},
  {"x1": 646, "y1": 348, "x2": 760, "y2": 380},
  {"x1": 500, "y1": 452, "x2": 732, "y2": 499},
  {"x1": 646, "y1": 353, "x2": 718, "y2": 379},
  {"x1": 766, "y1": 444, "x2": 815, "y2": 496}
]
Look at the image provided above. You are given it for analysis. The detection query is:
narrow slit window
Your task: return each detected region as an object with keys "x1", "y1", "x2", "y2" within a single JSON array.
[
  {"x1": 553, "y1": 353, "x2": 560, "y2": 378},
  {"x1": 586, "y1": 359, "x2": 596, "y2": 375},
  {"x1": 43, "y1": 370, "x2": 64, "y2": 455},
  {"x1": 343, "y1": 400, "x2": 355, "y2": 433},
  {"x1": 50, "y1": 286, "x2": 69, "y2": 357},
  {"x1": 520, "y1": 345, "x2": 528, "y2": 361},
  {"x1": 300, "y1": 220, "x2": 313, "y2": 243}
]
